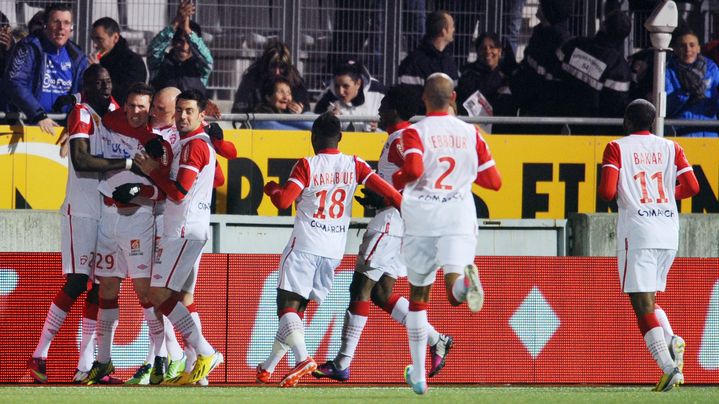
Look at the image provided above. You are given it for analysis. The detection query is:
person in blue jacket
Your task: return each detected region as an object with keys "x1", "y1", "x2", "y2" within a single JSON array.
[
  {"x1": 666, "y1": 28, "x2": 719, "y2": 137},
  {"x1": 2, "y1": 3, "x2": 88, "y2": 135}
]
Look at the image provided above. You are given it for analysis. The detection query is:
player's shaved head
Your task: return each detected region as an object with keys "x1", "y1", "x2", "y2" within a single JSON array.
[
  {"x1": 423, "y1": 73, "x2": 455, "y2": 111},
  {"x1": 151, "y1": 86, "x2": 181, "y2": 127},
  {"x1": 156, "y1": 86, "x2": 181, "y2": 105},
  {"x1": 624, "y1": 98, "x2": 656, "y2": 134}
]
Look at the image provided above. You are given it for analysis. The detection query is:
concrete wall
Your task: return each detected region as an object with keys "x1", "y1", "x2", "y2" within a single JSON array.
[
  {"x1": 568, "y1": 213, "x2": 719, "y2": 257},
  {"x1": 0, "y1": 210, "x2": 567, "y2": 256}
]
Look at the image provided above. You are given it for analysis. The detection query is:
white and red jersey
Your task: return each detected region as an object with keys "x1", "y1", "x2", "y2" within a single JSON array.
[
  {"x1": 602, "y1": 132, "x2": 692, "y2": 250},
  {"x1": 366, "y1": 122, "x2": 407, "y2": 237},
  {"x1": 163, "y1": 128, "x2": 216, "y2": 240},
  {"x1": 152, "y1": 123, "x2": 181, "y2": 216},
  {"x1": 287, "y1": 149, "x2": 375, "y2": 260},
  {"x1": 60, "y1": 103, "x2": 108, "y2": 219},
  {"x1": 98, "y1": 110, "x2": 158, "y2": 212},
  {"x1": 400, "y1": 112, "x2": 495, "y2": 237},
  {"x1": 153, "y1": 123, "x2": 182, "y2": 156}
]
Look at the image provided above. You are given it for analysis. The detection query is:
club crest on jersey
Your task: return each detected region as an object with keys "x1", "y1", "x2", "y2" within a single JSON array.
[{"x1": 129, "y1": 239, "x2": 142, "y2": 256}]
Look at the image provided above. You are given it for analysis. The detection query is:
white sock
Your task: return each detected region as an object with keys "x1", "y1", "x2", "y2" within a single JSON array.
[
  {"x1": 184, "y1": 345, "x2": 197, "y2": 372},
  {"x1": 163, "y1": 316, "x2": 184, "y2": 360},
  {"x1": 261, "y1": 337, "x2": 289, "y2": 373},
  {"x1": 388, "y1": 297, "x2": 438, "y2": 345},
  {"x1": 77, "y1": 317, "x2": 97, "y2": 372},
  {"x1": 165, "y1": 302, "x2": 214, "y2": 356},
  {"x1": 276, "y1": 312, "x2": 307, "y2": 365},
  {"x1": 96, "y1": 307, "x2": 119, "y2": 363},
  {"x1": 144, "y1": 307, "x2": 167, "y2": 358},
  {"x1": 33, "y1": 303, "x2": 69, "y2": 358},
  {"x1": 451, "y1": 276, "x2": 468, "y2": 303},
  {"x1": 644, "y1": 327, "x2": 675, "y2": 374},
  {"x1": 426, "y1": 323, "x2": 440, "y2": 347},
  {"x1": 334, "y1": 309, "x2": 368, "y2": 370},
  {"x1": 406, "y1": 309, "x2": 428, "y2": 383},
  {"x1": 390, "y1": 297, "x2": 409, "y2": 325},
  {"x1": 144, "y1": 339, "x2": 154, "y2": 364},
  {"x1": 654, "y1": 307, "x2": 675, "y2": 344}
]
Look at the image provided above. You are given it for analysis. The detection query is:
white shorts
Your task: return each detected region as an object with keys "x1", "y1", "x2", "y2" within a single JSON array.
[
  {"x1": 61, "y1": 214, "x2": 98, "y2": 277},
  {"x1": 355, "y1": 230, "x2": 406, "y2": 282},
  {"x1": 402, "y1": 234, "x2": 477, "y2": 287},
  {"x1": 277, "y1": 247, "x2": 341, "y2": 304},
  {"x1": 151, "y1": 237, "x2": 204, "y2": 293},
  {"x1": 95, "y1": 204, "x2": 155, "y2": 279},
  {"x1": 618, "y1": 248, "x2": 676, "y2": 293}
]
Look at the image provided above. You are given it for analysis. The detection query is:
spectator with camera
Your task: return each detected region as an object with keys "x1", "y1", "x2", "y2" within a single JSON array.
[
  {"x1": 666, "y1": 27, "x2": 719, "y2": 137},
  {"x1": 314, "y1": 60, "x2": 384, "y2": 132},
  {"x1": 253, "y1": 76, "x2": 312, "y2": 130},
  {"x1": 2, "y1": 3, "x2": 88, "y2": 135}
]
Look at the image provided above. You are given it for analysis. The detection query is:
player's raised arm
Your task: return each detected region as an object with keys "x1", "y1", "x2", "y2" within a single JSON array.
[{"x1": 264, "y1": 158, "x2": 309, "y2": 210}]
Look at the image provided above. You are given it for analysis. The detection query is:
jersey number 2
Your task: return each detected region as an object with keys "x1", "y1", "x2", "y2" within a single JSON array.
[
  {"x1": 435, "y1": 156, "x2": 455, "y2": 190},
  {"x1": 313, "y1": 189, "x2": 347, "y2": 219},
  {"x1": 633, "y1": 171, "x2": 669, "y2": 204}
]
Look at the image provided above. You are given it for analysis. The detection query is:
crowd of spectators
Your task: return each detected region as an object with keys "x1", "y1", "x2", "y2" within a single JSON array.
[{"x1": 0, "y1": 1, "x2": 718, "y2": 137}]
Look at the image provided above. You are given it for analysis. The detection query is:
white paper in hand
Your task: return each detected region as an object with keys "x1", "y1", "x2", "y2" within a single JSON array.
[{"x1": 462, "y1": 90, "x2": 493, "y2": 134}]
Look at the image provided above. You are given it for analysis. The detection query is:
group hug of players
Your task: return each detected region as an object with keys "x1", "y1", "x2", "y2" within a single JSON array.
[{"x1": 27, "y1": 65, "x2": 699, "y2": 394}]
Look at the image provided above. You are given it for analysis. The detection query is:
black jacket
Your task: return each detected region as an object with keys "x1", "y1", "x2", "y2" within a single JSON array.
[
  {"x1": 100, "y1": 37, "x2": 147, "y2": 105},
  {"x1": 457, "y1": 61, "x2": 516, "y2": 117},
  {"x1": 555, "y1": 31, "x2": 631, "y2": 134},
  {"x1": 510, "y1": 23, "x2": 572, "y2": 118},
  {"x1": 231, "y1": 66, "x2": 310, "y2": 114},
  {"x1": 150, "y1": 53, "x2": 207, "y2": 95},
  {"x1": 397, "y1": 38, "x2": 459, "y2": 90}
]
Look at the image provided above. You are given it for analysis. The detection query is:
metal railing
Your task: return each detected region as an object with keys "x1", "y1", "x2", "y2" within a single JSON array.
[
  {"x1": 2, "y1": 0, "x2": 719, "y2": 101},
  {"x1": 2, "y1": 112, "x2": 718, "y2": 134}
]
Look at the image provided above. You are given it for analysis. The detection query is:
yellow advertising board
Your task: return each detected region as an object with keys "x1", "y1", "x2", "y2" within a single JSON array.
[{"x1": 1, "y1": 125, "x2": 717, "y2": 219}]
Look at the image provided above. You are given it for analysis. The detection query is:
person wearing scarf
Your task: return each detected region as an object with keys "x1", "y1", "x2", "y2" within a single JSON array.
[{"x1": 666, "y1": 28, "x2": 719, "y2": 137}]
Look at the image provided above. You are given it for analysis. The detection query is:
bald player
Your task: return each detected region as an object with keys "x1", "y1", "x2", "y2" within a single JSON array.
[{"x1": 393, "y1": 73, "x2": 502, "y2": 394}]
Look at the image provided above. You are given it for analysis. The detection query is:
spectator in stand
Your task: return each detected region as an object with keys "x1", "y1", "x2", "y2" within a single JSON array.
[
  {"x1": 90, "y1": 17, "x2": 147, "y2": 105},
  {"x1": 628, "y1": 48, "x2": 654, "y2": 101},
  {"x1": 397, "y1": 10, "x2": 458, "y2": 95},
  {"x1": 2, "y1": 3, "x2": 87, "y2": 135},
  {"x1": 456, "y1": 32, "x2": 517, "y2": 119},
  {"x1": 509, "y1": 0, "x2": 572, "y2": 134},
  {"x1": 555, "y1": 10, "x2": 632, "y2": 135},
  {"x1": 231, "y1": 40, "x2": 309, "y2": 114},
  {"x1": 253, "y1": 76, "x2": 312, "y2": 130},
  {"x1": 666, "y1": 28, "x2": 719, "y2": 137},
  {"x1": 0, "y1": 12, "x2": 14, "y2": 76},
  {"x1": 147, "y1": 0, "x2": 213, "y2": 94},
  {"x1": 314, "y1": 60, "x2": 385, "y2": 132}
]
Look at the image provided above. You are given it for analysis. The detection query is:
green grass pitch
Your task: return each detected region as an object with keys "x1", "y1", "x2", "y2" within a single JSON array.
[{"x1": 1, "y1": 386, "x2": 717, "y2": 403}]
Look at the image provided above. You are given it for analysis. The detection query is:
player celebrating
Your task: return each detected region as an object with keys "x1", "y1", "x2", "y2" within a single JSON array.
[
  {"x1": 598, "y1": 99, "x2": 699, "y2": 392},
  {"x1": 255, "y1": 113, "x2": 402, "y2": 387},
  {"x1": 27, "y1": 65, "x2": 125, "y2": 384},
  {"x1": 313, "y1": 85, "x2": 453, "y2": 382},
  {"x1": 133, "y1": 89, "x2": 223, "y2": 385},
  {"x1": 84, "y1": 82, "x2": 170, "y2": 385},
  {"x1": 124, "y1": 86, "x2": 188, "y2": 385},
  {"x1": 393, "y1": 73, "x2": 502, "y2": 394}
]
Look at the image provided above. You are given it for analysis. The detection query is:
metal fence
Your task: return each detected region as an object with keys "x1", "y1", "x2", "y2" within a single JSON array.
[{"x1": 1, "y1": 0, "x2": 718, "y2": 103}]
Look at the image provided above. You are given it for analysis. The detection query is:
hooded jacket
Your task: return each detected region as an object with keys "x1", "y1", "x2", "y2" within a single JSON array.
[{"x1": 314, "y1": 65, "x2": 385, "y2": 132}]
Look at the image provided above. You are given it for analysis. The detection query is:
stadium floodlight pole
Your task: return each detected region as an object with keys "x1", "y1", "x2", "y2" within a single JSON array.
[{"x1": 645, "y1": 0, "x2": 678, "y2": 137}]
